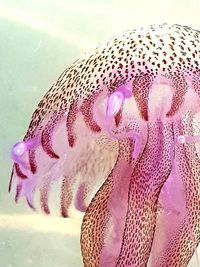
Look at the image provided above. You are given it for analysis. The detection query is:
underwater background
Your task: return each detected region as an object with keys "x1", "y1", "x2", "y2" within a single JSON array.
[{"x1": 0, "y1": 0, "x2": 200, "y2": 266}]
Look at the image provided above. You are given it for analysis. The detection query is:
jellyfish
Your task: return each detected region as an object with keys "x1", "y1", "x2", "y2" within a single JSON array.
[{"x1": 9, "y1": 23, "x2": 200, "y2": 266}]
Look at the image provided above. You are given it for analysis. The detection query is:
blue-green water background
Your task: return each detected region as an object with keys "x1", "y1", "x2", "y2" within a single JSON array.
[{"x1": 0, "y1": 1, "x2": 200, "y2": 266}]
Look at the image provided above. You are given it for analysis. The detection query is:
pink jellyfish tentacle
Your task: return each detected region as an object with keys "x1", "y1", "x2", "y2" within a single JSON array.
[
  {"x1": 80, "y1": 90, "x2": 102, "y2": 133},
  {"x1": 74, "y1": 182, "x2": 88, "y2": 212},
  {"x1": 66, "y1": 89, "x2": 103, "y2": 148},
  {"x1": 166, "y1": 74, "x2": 188, "y2": 117},
  {"x1": 191, "y1": 70, "x2": 200, "y2": 98},
  {"x1": 15, "y1": 183, "x2": 23, "y2": 203},
  {"x1": 70, "y1": 137, "x2": 118, "y2": 216},
  {"x1": 40, "y1": 93, "x2": 104, "y2": 215},
  {"x1": 81, "y1": 138, "x2": 135, "y2": 267},
  {"x1": 132, "y1": 73, "x2": 153, "y2": 121},
  {"x1": 66, "y1": 100, "x2": 78, "y2": 147},
  {"x1": 60, "y1": 175, "x2": 74, "y2": 218},
  {"x1": 115, "y1": 121, "x2": 173, "y2": 267},
  {"x1": 154, "y1": 116, "x2": 200, "y2": 267},
  {"x1": 40, "y1": 101, "x2": 73, "y2": 158},
  {"x1": 105, "y1": 84, "x2": 142, "y2": 159},
  {"x1": 175, "y1": 119, "x2": 200, "y2": 254},
  {"x1": 28, "y1": 149, "x2": 37, "y2": 174},
  {"x1": 40, "y1": 111, "x2": 64, "y2": 159},
  {"x1": 40, "y1": 179, "x2": 52, "y2": 215},
  {"x1": 60, "y1": 155, "x2": 90, "y2": 217}
]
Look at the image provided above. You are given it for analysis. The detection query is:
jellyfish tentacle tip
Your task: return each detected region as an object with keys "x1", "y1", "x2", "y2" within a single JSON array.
[
  {"x1": 27, "y1": 197, "x2": 36, "y2": 211},
  {"x1": 131, "y1": 132, "x2": 142, "y2": 160}
]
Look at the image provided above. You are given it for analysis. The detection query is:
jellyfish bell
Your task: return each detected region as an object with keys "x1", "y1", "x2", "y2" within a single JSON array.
[{"x1": 9, "y1": 24, "x2": 200, "y2": 267}]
